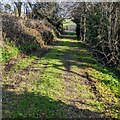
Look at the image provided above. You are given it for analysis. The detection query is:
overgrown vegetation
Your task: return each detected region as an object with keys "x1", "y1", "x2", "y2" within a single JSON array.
[
  {"x1": 1, "y1": 40, "x2": 19, "y2": 62},
  {"x1": 2, "y1": 15, "x2": 56, "y2": 51},
  {"x1": 71, "y1": 2, "x2": 120, "y2": 68}
]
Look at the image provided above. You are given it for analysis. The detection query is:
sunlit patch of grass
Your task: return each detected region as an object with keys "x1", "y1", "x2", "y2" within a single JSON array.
[
  {"x1": 86, "y1": 67, "x2": 119, "y2": 97},
  {"x1": 1, "y1": 38, "x2": 39, "y2": 63},
  {"x1": 30, "y1": 50, "x2": 65, "y2": 99},
  {"x1": 78, "y1": 47, "x2": 120, "y2": 118},
  {"x1": 3, "y1": 56, "x2": 36, "y2": 83},
  {"x1": 12, "y1": 56, "x2": 35, "y2": 71},
  {"x1": 75, "y1": 42, "x2": 120, "y2": 98},
  {"x1": 63, "y1": 19, "x2": 76, "y2": 27},
  {"x1": 1, "y1": 42, "x2": 19, "y2": 62}
]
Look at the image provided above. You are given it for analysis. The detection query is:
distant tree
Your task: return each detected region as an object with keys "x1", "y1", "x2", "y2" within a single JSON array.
[
  {"x1": 76, "y1": 23, "x2": 80, "y2": 38},
  {"x1": 0, "y1": 2, "x2": 3, "y2": 13},
  {"x1": 31, "y1": 2, "x2": 65, "y2": 33},
  {"x1": 14, "y1": 6, "x2": 18, "y2": 17},
  {"x1": 0, "y1": 8, "x2": 2, "y2": 13},
  {"x1": 4, "y1": 4, "x2": 11, "y2": 13},
  {"x1": 14, "y1": 1, "x2": 22, "y2": 17}
]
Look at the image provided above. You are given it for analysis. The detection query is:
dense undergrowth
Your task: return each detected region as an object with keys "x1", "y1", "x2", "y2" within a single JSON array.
[
  {"x1": 2, "y1": 15, "x2": 57, "y2": 51},
  {"x1": 73, "y1": 3, "x2": 120, "y2": 68}
]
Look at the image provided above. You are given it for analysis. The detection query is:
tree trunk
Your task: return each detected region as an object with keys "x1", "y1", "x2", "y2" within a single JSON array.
[{"x1": 14, "y1": 2, "x2": 22, "y2": 17}]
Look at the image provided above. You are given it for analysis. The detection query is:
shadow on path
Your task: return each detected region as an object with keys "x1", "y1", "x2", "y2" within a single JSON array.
[{"x1": 2, "y1": 85, "x2": 104, "y2": 118}]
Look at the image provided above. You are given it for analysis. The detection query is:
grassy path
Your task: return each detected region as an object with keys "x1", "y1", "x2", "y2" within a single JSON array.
[{"x1": 3, "y1": 33, "x2": 120, "y2": 118}]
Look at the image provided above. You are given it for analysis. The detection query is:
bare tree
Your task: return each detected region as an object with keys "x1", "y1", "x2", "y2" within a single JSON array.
[{"x1": 14, "y1": 1, "x2": 22, "y2": 17}]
